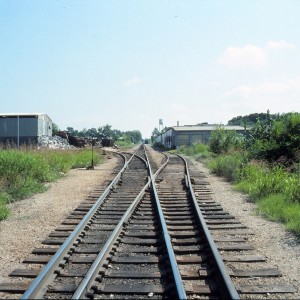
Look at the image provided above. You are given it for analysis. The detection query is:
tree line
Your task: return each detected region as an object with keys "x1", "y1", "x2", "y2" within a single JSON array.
[
  {"x1": 210, "y1": 111, "x2": 300, "y2": 166},
  {"x1": 53, "y1": 123, "x2": 142, "y2": 144}
]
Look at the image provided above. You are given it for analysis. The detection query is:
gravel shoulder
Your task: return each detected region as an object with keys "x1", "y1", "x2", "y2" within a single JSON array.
[{"x1": 188, "y1": 157, "x2": 300, "y2": 298}]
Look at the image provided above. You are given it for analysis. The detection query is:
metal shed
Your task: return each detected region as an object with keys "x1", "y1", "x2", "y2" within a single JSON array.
[
  {"x1": 156, "y1": 124, "x2": 248, "y2": 148},
  {"x1": 0, "y1": 113, "x2": 52, "y2": 146}
]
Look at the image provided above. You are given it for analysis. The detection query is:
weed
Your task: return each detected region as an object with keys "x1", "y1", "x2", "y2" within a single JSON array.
[
  {"x1": 258, "y1": 194, "x2": 300, "y2": 236},
  {"x1": 258, "y1": 194, "x2": 286, "y2": 222},
  {"x1": 0, "y1": 148, "x2": 102, "y2": 221},
  {"x1": 175, "y1": 143, "x2": 211, "y2": 160},
  {"x1": 208, "y1": 153, "x2": 248, "y2": 182},
  {"x1": 0, "y1": 193, "x2": 10, "y2": 220}
]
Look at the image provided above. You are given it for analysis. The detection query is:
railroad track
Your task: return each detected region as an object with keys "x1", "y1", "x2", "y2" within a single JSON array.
[{"x1": 0, "y1": 145, "x2": 297, "y2": 299}]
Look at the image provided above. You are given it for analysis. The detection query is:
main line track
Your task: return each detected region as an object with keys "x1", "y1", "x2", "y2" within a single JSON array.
[{"x1": 0, "y1": 145, "x2": 297, "y2": 299}]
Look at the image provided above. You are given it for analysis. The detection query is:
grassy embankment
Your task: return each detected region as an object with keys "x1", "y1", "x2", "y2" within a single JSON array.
[
  {"x1": 174, "y1": 142, "x2": 300, "y2": 237},
  {"x1": 0, "y1": 148, "x2": 101, "y2": 221}
]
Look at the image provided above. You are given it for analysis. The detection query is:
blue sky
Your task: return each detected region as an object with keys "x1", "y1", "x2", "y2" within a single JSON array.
[{"x1": 1, "y1": 0, "x2": 300, "y2": 138}]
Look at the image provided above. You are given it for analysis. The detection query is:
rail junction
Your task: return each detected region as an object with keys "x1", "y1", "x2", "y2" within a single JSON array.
[{"x1": 0, "y1": 145, "x2": 297, "y2": 299}]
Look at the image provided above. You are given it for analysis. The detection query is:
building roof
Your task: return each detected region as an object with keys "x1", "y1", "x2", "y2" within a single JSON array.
[
  {"x1": 170, "y1": 125, "x2": 248, "y2": 132},
  {"x1": 0, "y1": 113, "x2": 47, "y2": 117}
]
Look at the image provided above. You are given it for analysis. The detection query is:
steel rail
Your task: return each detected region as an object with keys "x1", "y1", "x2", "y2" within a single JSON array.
[
  {"x1": 144, "y1": 147, "x2": 187, "y2": 300},
  {"x1": 178, "y1": 154, "x2": 240, "y2": 300},
  {"x1": 21, "y1": 151, "x2": 136, "y2": 300},
  {"x1": 72, "y1": 179, "x2": 151, "y2": 299},
  {"x1": 72, "y1": 147, "x2": 168, "y2": 299},
  {"x1": 72, "y1": 151, "x2": 151, "y2": 299}
]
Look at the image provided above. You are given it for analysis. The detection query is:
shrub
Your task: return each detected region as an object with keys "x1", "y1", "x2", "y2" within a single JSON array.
[
  {"x1": 175, "y1": 143, "x2": 211, "y2": 160},
  {"x1": 208, "y1": 153, "x2": 248, "y2": 182},
  {"x1": 209, "y1": 127, "x2": 244, "y2": 154},
  {"x1": 248, "y1": 112, "x2": 300, "y2": 164}
]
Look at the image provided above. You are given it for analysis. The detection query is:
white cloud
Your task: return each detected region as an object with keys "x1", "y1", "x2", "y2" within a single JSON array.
[
  {"x1": 123, "y1": 77, "x2": 142, "y2": 87},
  {"x1": 218, "y1": 40, "x2": 295, "y2": 69},
  {"x1": 209, "y1": 80, "x2": 220, "y2": 87},
  {"x1": 167, "y1": 103, "x2": 198, "y2": 126},
  {"x1": 170, "y1": 103, "x2": 193, "y2": 115},
  {"x1": 266, "y1": 40, "x2": 295, "y2": 50},
  {"x1": 219, "y1": 77, "x2": 300, "y2": 113},
  {"x1": 223, "y1": 77, "x2": 300, "y2": 98},
  {"x1": 217, "y1": 45, "x2": 268, "y2": 69}
]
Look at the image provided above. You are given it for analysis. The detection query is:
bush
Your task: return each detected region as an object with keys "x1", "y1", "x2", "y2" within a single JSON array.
[
  {"x1": 175, "y1": 143, "x2": 211, "y2": 160},
  {"x1": 208, "y1": 153, "x2": 248, "y2": 182},
  {"x1": 248, "y1": 112, "x2": 300, "y2": 164},
  {"x1": 209, "y1": 127, "x2": 244, "y2": 154}
]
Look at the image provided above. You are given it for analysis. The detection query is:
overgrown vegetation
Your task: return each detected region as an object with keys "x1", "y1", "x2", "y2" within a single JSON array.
[
  {"x1": 63, "y1": 124, "x2": 142, "y2": 144},
  {"x1": 0, "y1": 149, "x2": 102, "y2": 221},
  {"x1": 227, "y1": 112, "x2": 280, "y2": 126},
  {"x1": 115, "y1": 139, "x2": 136, "y2": 149},
  {"x1": 172, "y1": 143, "x2": 211, "y2": 160},
  {"x1": 151, "y1": 141, "x2": 170, "y2": 151},
  {"x1": 175, "y1": 112, "x2": 300, "y2": 236}
]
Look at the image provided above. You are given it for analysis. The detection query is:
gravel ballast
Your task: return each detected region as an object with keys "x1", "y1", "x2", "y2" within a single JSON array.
[{"x1": 0, "y1": 149, "x2": 299, "y2": 299}]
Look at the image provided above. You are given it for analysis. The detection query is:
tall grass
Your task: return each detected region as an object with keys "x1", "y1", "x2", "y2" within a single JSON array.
[
  {"x1": 258, "y1": 194, "x2": 300, "y2": 235},
  {"x1": 115, "y1": 140, "x2": 135, "y2": 150},
  {"x1": 175, "y1": 143, "x2": 211, "y2": 160},
  {"x1": 208, "y1": 152, "x2": 300, "y2": 236},
  {"x1": 207, "y1": 152, "x2": 248, "y2": 182},
  {"x1": 0, "y1": 148, "x2": 102, "y2": 221}
]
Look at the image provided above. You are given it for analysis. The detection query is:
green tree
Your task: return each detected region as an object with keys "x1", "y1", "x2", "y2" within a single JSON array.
[
  {"x1": 227, "y1": 111, "x2": 279, "y2": 126},
  {"x1": 97, "y1": 124, "x2": 113, "y2": 139},
  {"x1": 52, "y1": 123, "x2": 60, "y2": 135},
  {"x1": 248, "y1": 112, "x2": 300, "y2": 164},
  {"x1": 209, "y1": 126, "x2": 243, "y2": 154},
  {"x1": 66, "y1": 127, "x2": 75, "y2": 135},
  {"x1": 85, "y1": 128, "x2": 98, "y2": 138},
  {"x1": 151, "y1": 127, "x2": 160, "y2": 143},
  {"x1": 124, "y1": 130, "x2": 142, "y2": 144}
]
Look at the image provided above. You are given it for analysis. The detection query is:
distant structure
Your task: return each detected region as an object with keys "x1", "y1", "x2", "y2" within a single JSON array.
[
  {"x1": 159, "y1": 118, "x2": 163, "y2": 132},
  {"x1": 155, "y1": 123, "x2": 248, "y2": 148},
  {"x1": 0, "y1": 113, "x2": 52, "y2": 147}
]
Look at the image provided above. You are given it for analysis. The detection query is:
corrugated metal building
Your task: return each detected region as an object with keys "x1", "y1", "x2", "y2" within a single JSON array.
[
  {"x1": 156, "y1": 124, "x2": 248, "y2": 148},
  {"x1": 0, "y1": 113, "x2": 52, "y2": 146}
]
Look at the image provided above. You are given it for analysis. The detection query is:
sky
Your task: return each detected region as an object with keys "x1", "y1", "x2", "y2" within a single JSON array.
[{"x1": 1, "y1": 0, "x2": 300, "y2": 138}]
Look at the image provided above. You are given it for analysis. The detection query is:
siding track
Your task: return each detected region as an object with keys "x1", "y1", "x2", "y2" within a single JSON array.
[{"x1": 0, "y1": 146, "x2": 297, "y2": 299}]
